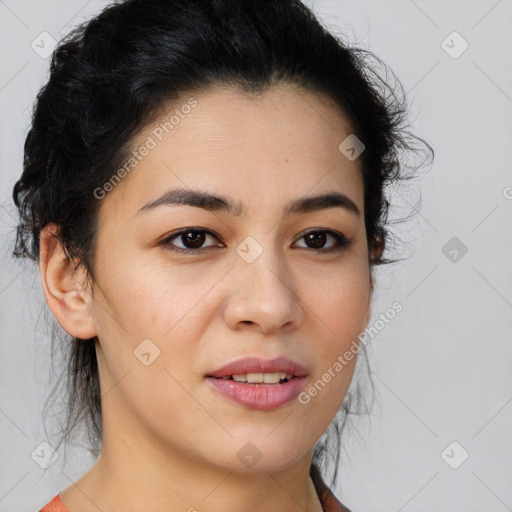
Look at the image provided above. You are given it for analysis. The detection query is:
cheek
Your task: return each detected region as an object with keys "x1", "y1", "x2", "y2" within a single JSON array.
[
  {"x1": 306, "y1": 258, "x2": 371, "y2": 340},
  {"x1": 91, "y1": 257, "x2": 221, "y2": 404},
  {"x1": 323, "y1": 277, "x2": 370, "y2": 337},
  {"x1": 299, "y1": 262, "x2": 370, "y2": 408},
  {"x1": 95, "y1": 252, "x2": 223, "y2": 339}
]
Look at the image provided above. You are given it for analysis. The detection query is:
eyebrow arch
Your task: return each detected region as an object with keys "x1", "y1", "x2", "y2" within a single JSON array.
[{"x1": 136, "y1": 187, "x2": 361, "y2": 218}]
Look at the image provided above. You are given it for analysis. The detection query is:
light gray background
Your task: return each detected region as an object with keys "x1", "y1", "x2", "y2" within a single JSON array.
[{"x1": 1, "y1": 1, "x2": 511, "y2": 511}]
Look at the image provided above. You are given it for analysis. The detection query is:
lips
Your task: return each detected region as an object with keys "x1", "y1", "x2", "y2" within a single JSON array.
[
  {"x1": 205, "y1": 356, "x2": 309, "y2": 410},
  {"x1": 206, "y1": 355, "x2": 308, "y2": 379}
]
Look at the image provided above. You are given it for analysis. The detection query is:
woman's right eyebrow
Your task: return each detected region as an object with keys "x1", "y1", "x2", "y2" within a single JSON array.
[{"x1": 135, "y1": 187, "x2": 361, "y2": 218}]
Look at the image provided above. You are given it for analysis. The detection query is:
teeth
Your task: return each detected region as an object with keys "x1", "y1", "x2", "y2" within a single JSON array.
[
  {"x1": 230, "y1": 372, "x2": 293, "y2": 384},
  {"x1": 263, "y1": 372, "x2": 281, "y2": 384}
]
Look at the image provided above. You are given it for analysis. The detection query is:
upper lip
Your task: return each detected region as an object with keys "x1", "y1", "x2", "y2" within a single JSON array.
[{"x1": 207, "y1": 356, "x2": 308, "y2": 378}]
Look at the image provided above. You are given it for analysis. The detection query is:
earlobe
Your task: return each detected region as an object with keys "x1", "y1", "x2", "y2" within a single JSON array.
[
  {"x1": 39, "y1": 224, "x2": 98, "y2": 340},
  {"x1": 371, "y1": 235, "x2": 385, "y2": 265}
]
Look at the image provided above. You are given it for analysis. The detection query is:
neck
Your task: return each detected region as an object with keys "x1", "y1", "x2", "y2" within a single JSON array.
[{"x1": 60, "y1": 440, "x2": 323, "y2": 512}]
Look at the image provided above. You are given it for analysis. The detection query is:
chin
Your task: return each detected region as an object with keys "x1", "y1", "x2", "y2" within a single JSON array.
[{"x1": 206, "y1": 436, "x2": 311, "y2": 474}]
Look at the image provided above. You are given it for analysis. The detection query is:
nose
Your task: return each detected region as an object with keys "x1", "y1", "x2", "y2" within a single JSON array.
[{"x1": 222, "y1": 241, "x2": 304, "y2": 334}]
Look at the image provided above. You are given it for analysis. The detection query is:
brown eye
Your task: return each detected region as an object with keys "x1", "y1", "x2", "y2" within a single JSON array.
[
  {"x1": 179, "y1": 230, "x2": 207, "y2": 249},
  {"x1": 162, "y1": 228, "x2": 223, "y2": 253},
  {"x1": 295, "y1": 230, "x2": 350, "y2": 253}
]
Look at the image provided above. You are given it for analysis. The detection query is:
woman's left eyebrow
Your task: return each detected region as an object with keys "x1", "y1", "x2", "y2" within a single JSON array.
[{"x1": 135, "y1": 187, "x2": 360, "y2": 218}]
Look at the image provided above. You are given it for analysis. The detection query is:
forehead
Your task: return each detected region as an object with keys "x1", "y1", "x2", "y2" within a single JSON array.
[{"x1": 102, "y1": 85, "x2": 364, "y2": 220}]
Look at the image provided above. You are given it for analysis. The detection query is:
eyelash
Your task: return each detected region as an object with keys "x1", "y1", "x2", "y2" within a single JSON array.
[{"x1": 160, "y1": 227, "x2": 351, "y2": 255}]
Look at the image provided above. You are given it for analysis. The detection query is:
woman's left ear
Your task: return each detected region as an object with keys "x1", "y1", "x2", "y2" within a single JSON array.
[
  {"x1": 39, "y1": 224, "x2": 98, "y2": 340},
  {"x1": 370, "y1": 235, "x2": 385, "y2": 266}
]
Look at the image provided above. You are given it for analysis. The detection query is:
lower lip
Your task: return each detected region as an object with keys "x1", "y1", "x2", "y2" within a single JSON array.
[{"x1": 206, "y1": 376, "x2": 307, "y2": 410}]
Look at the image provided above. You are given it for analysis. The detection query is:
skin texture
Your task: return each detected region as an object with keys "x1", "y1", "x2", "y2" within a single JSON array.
[{"x1": 39, "y1": 85, "x2": 374, "y2": 512}]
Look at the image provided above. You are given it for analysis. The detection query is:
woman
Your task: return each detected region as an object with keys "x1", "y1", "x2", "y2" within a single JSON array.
[{"x1": 12, "y1": 0, "x2": 433, "y2": 510}]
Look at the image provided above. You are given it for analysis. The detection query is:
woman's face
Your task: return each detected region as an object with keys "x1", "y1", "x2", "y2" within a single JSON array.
[{"x1": 83, "y1": 85, "x2": 372, "y2": 472}]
